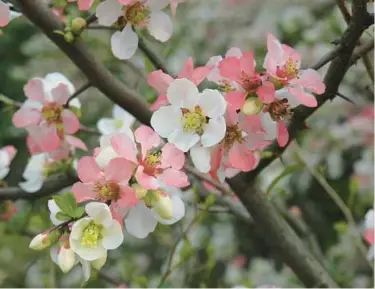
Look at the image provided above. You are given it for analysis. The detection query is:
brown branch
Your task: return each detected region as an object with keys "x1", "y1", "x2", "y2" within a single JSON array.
[
  {"x1": 11, "y1": 0, "x2": 373, "y2": 287},
  {"x1": 227, "y1": 1, "x2": 372, "y2": 287},
  {"x1": 17, "y1": 0, "x2": 152, "y2": 126},
  {"x1": 0, "y1": 174, "x2": 77, "y2": 201}
]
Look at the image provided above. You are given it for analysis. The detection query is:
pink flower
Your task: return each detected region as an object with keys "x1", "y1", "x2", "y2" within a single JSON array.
[
  {"x1": 72, "y1": 156, "x2": 138, "y2": 208},
  {"x1": 12, "y1": 73, "x2": 81, "y2": 153},
  {"x1": 0, "y1": 1, "x2": 10, "y2": 27},
  {"x1": 211, "y1": 107, "x2": 270, "y2": 173},
  {"x1": 0, "y1": 145, "x2": 17, "y2": 180},
  {"x1": 219, "y1": 50, "x2": 276, "y2": 109},
  {"x1": 68, "y1": 0, "x2": 95, "y2": 10},
  {"x1": 264, "y1": 33, "x2": 325, "y2": 107},
  {"x1": 111, "y1": 125, "x2": 189, "y2": 190},
  {"x1": 148, "y1": 57, "x2": 213, "y2": 110}
]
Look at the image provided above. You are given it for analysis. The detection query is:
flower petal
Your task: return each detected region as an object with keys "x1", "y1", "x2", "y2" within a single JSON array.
[
  {"x1": 276, "y1": 120, "x2": 289, "y2": 147},
  {"x1": 190, "y1": 145, "x2": 211, "y2": 173},
  {"x1": 201, "y1": 117, "x2": 226, "y2": 147},
  {"x1": 85, "y1": 202, "x2": 113, "y2": 227},
  {"x1": 111, "y1": 24, "x2": 138, "y2": 60},
  {"x1": 225, "y1": 91, "x2": 246, "y2": 110},
  {"x1": 24, "y1": 78, "x2": 46, "y2": 102},
  {"x1": 61, "y1": 109, "x2": 80, "y2": 134},
  {"x1": 198, "y1": 89, "x2": 227, "y2": 119},
  {"x1": 148, "y1": 70, "x2": 174, "y2": 95},
  {"x1": 0, "y1": 2, "x2": 10, "y2": 27},
  {"x1": 12, "y1": 108, "x2": 41, "y2": 128},
  {"x1": 167, "y1": 78, "x2": 199, "y2": 109},
  {"x1": 134, "y1": 125, "x2": 160, "y2": 157},
  {"x1": 228, "y1": 143, "x2": 256, "y2": 172},
  {"x1": 102, "y1": 220, "x2": 124, "y2": 249},
  {"x1": 135, "y1": 166, "x2": 159, "y2": 190},
  {"x1": 104, "y1": 157, "x2": 133, "y2": 183},
  {"x1": 19, "y1": 177, "x2": 44, "y2": 193},
  {"x1": 151, "y1": 105, "x2": 182, "y2": 138},
  {"x1": 96, "y1": 0, "x2": 123, "y2": 26},
  {"x1": 72, "y1": 182, "x2": 95, "y2": 203},
  {"x1": 159, "y1": 168, "x2": 189, "y2": 188},
  {"x1": 257, "y1": 82, "x2": 276, "y2": 104},
  {"x1": 218, "y1": 57, "x2": 241, "y2": 81},
  {"x1": 168, "y1": 129, "x2": 200, "y2": 152},
  {"x1": 150, "y1": 95, "x2": 169, "y2": 111},
  {"x1": 77, "y1": 156, "x2": 102, "y2": 183},
  {"x1": 51, "y1": 83, "x2": 71, "y2": 105},
  {"x1": 124, "y1": 203, "x2": 157, "y2": 239},
  {"x1": 110, "y1": 134, "x2": 138, "y2": 163},
  {"x1": 161, "y1": 143, "x2": 185, "y2": 170},
  {"x1": 288, "y1": 86, "x2": 317, "y2": 107},
  {"x1": 117, "y1": 185, "x2": 138, "y2": 207},
  {"x1": 147, "y1": 10, "x2": 173, "y2": 42}
]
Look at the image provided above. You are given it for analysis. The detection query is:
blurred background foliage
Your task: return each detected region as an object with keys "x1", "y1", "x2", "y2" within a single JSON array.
[{"x1": 0, "y1": 0, "x2": 374, "y2": 287}]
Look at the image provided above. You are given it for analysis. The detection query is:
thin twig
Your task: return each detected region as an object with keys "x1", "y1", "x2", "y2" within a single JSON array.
[
  {"x1": 157, "y1": 211, "x2": 203, "y2": 287},
  {"x1": 0, "y1": 94, "x2": 22, "y2": 107},
  {"x1": 137, "y1": 33, "x2": 173, "y2": 76},
  {"x1": 293, "y1": 143, "x2": 374, "y2": 270},
  {"x1": 67, "y1": 82, "x2": 91, "y2": 105},
  {"x1": 184, "y1": 164, "x2": 233, "y2": 196},
  {"x1": 335, "y1": 91, "x2": 356, "y2": 104}
]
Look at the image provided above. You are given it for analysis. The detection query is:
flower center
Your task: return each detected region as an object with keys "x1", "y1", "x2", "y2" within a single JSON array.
[
  {"x1": 276, "y1": 58, "x2": 298, "y2": 80},
  {"x1": 41, "y1": 103, "x2": 63, "y2": 124},
  {"x1": 263, "y1": 99, "x2": 293, "y2": 121},
  {"x1": 81, "y1": 222, "x2": 103, "y2": 248},
  {"x1": 224, "y1": 124, "x2": 244, "y2": 151},
  {"x1": 95, "y1": 181, "x2": 121, "y2": 201},
  {"x1": 146, "y1": 151, "x2": 162, "y2": 167},
  {"x1": 218, "y1": 81, "x2": 234, "y2": 93},
  {"x1": 181, "y1": 107, "x2": 207, "y2": 134},
  {"x1": 119, "y1": 2, "x2": 150, "y2": 27},
  {"x1": 114, "y1": 119, "x2": 123, "y2": 129},
  {"x1": 239, "y1": 72, "x2": 262, "y2": 93}
]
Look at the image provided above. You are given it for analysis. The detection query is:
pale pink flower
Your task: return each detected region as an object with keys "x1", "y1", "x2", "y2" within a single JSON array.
[
  {"x1": 264, "y1": 33, "x2": 325, "y2": 107},
  {"x1": 0, "y1": 0, "x2": 10, "y2": 27},
  {"x1": 68, "y1": 0, "x2": 95, "y2": 10},
  {"x1": 72, "y1": 156, "x2": 138, "y2": 208},
  {"x1": 96, "y1": 0, "x2": 173, "y2": 59},
  {"x1": 209, "y1": 107, "x2": 270, "y2": 173},
  {"x1": 219, "y1": 50, "x2": 276, "y2": 109},
  {"x1": 0, "y1": 145, "x2": 17, "y2": 180},
  {"x1": 111, "y1": 125, "x2": 189, "y2": 189},
  {"x1": 12, "y1": 73, "x2": 81, "y2": 153},
  {"x1": 148, "y1": 57, "x2": 213, "y2": 111}
]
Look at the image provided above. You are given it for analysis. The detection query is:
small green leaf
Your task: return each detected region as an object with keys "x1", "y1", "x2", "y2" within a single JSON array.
[
  {"x1": 266, "y1": 164, "x2": 304, "y2": 194},
  {"x1": 54, "y1": 30, "x2": 65, "y2": 36},
  {"x1": 56, "y1": 211, "x2": 72, "y2": 221},
  {"x1": 204, "y1": 194, "x2": 216, "y2": 208},
  {"x1": 74, "y1": 207, "x2": 85, "y2": 218},
  {"x1": 53, "y1": 192, "x2": 78, "y2": 218},
  {"x1": 179, "y1": 240, "x2": 194, "y2": 260}
]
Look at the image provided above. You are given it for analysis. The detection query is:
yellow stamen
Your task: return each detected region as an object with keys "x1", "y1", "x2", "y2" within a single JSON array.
[
  {"x1": 81, "y1": 222, "x2": 103, "y2": 248},
  {"x1": 181, "y1": 107, "x2": 206, "y2": 134}
]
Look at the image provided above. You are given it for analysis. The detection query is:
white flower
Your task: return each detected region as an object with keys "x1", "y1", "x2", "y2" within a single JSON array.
[
  {"x1": 69, "y1": 202, "x2": 123, "y2": 261},
  {"x1": 151, "y1": 78, "x2": 227, "y2": 153},
  {"x1": 125, "y1": 186, "x2": 185, "y2": 239},
  {"x1": 97, "y1": 105, "x2": 135, "y2": 136},
  {"x1": 50, "y1": 245, "x2": 107, "y2": 281},
  {"x1": 58, "y1": 246, "x2": 76, "y2": 273},
  {"x1": 96, "y1": 0, "x2": 173, "y2": 59},
  {"x1": 19, "y1": 153, "x2": 48, "y2": 193}
]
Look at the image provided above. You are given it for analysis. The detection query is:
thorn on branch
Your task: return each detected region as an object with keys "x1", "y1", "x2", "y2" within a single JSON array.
[{"x1": 335, "y1": 91, "x2": 356, "y2": 104}]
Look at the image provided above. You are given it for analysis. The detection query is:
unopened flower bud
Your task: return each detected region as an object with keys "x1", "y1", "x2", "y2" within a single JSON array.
[
  {"x1": 132, "y1": 184, "x2": 148, "y2": 200},
  {"x1": 29, "y1": 229, "x2": 61, "y2": 250},
  {"x1": 242, "y1": 97, "x2": 263, "y2": 115},
  {"x1": 71, "y1": 17, "x2": 87, "y2": 35},
  {"x1": 58, "y1": 245, "x2": 76, "y2": 273},
  {"x1": 64, "y1": 31, "x2": 75, "y2": 43},
  {"x1": 152, "y1": 191, "x2": 173, "y2": 220}
]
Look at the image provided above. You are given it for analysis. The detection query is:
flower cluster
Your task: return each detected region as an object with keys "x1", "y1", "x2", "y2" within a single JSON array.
[
  {"x1": 149, "y1": 34, "x2": 325, "y2": 182},
  {"x1": 20, "y1": 34, "x2": 325, "y2": 281},
  {"x1": 13, "y1": 73, "x2": 87, "y2": 192}
]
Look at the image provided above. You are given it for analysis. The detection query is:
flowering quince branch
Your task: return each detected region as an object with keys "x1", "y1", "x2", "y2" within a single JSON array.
[
  {"x1": 66, "y1": 82, "x2": 91, "y2": 105},
  {"x1": 1, "y1": 0, "x2": 372, "y2": 287}
]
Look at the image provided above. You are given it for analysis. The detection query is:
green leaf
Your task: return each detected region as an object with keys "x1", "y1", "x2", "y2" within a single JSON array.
[
  {"x1": 53, "y1": 192, "x2": 78, "y2": 219},
  {"x1": 55, "y1": 211, "x2": 72, "y2": 222},
  {"x1": 266, "y1": 164, "x2": 304, "y2": 194},
  {"x1": 74, "y1": 207, "x2": 85, "y2": 218}
]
